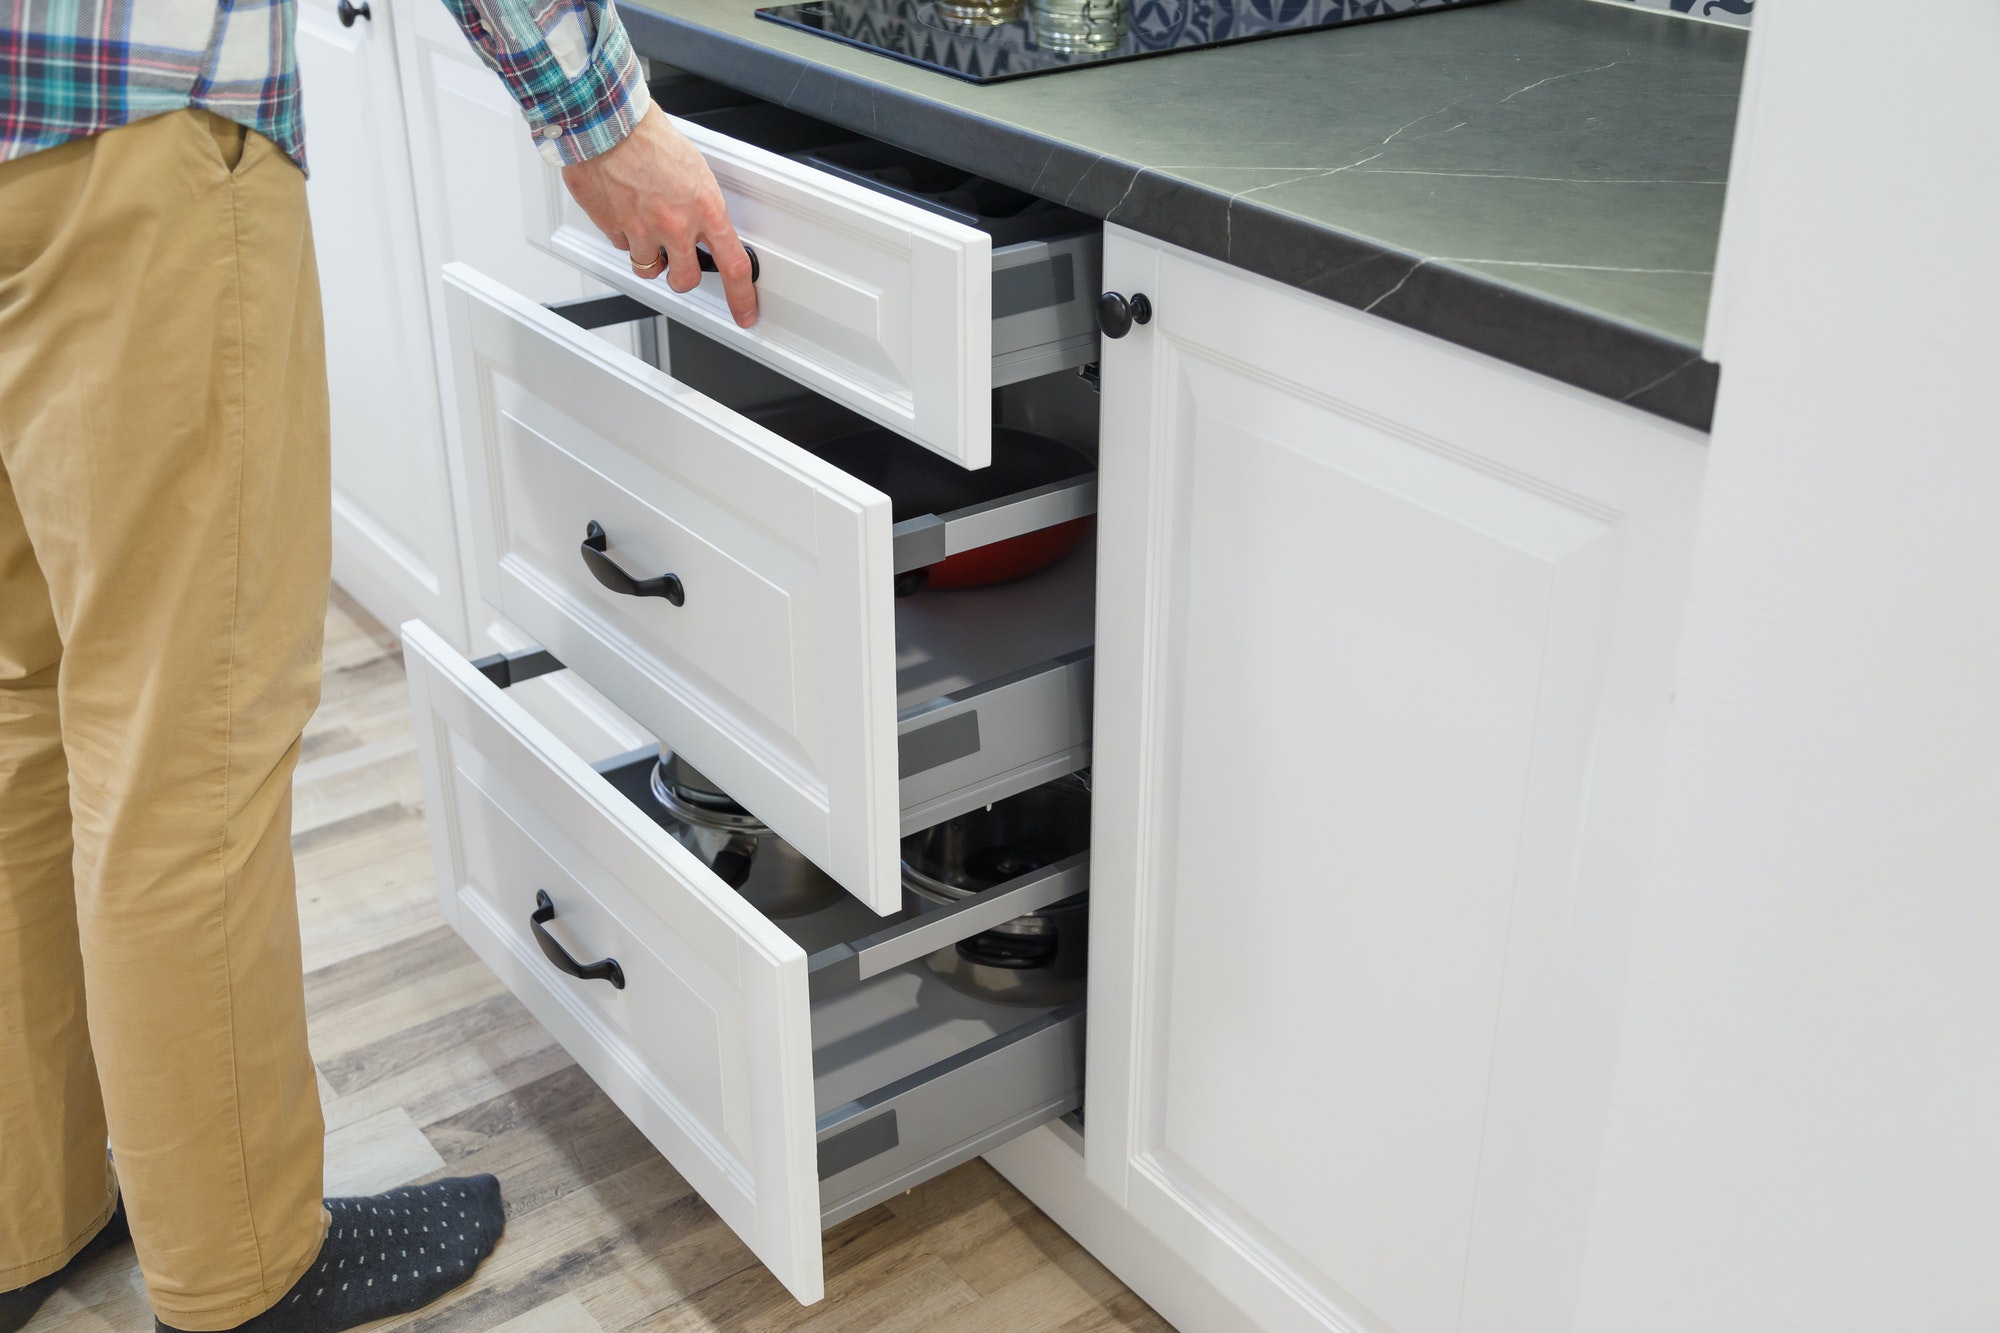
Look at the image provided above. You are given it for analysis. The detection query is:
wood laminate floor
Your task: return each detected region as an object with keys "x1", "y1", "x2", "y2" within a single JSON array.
[{"x1": 25, "y1": 591, "x2": 1169, "y2": 1333}]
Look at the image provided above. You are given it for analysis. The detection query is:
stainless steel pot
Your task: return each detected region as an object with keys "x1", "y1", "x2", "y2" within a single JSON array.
[
  {"x1": 900, "y1": 775, "x2": 1090, "y2": 1006},
  {"x1": 649, "y1": 751, "x2": 848, "y2": 919}
]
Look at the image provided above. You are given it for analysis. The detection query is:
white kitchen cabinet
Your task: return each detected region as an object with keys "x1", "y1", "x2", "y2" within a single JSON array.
[
  {"x1": 388, "y1": 0, "x2": 638, "y2": 455},
  {"x1": 297, "y1": 0, "x2": 468, "y2": 649},
  {"x1": 1072, "y1": 226, "x2": 1707, "y2": 1333},
  {"x1": 383, "y1": 0, "x2": 648, "y2": 762},
  {"x1": 376, "y1": 42, "x2": 1718, "y2": 1321},
  {"x1": 389, "y1": 0, "x2": 604, "y2": 318}
]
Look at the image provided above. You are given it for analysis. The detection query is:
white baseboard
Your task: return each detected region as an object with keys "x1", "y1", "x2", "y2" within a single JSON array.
[{"x1": 985, "y1": 1126, "x2": 1253, "y2": 1333}]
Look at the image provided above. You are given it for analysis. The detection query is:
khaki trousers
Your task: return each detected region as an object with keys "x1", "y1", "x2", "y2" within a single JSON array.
[{"x1": 0, "y1": 110, "x2": 332, "y2": 1329}]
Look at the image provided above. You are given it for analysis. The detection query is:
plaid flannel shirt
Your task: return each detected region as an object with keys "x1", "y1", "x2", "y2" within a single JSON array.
[{"x1": 0, "y1": 0, "x2": 650, "y2": 172}]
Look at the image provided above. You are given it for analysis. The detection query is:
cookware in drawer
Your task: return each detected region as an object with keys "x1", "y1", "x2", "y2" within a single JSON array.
[
  {"x1": 443, "y1": 264, "x2": 1094, "y2": 915},
  {"x1": 403, "y1": 621, "x2": 1084, "y2": 1305},
  {"x1": 516, "y1": 100, "x2": 1100, "y2": 469}
]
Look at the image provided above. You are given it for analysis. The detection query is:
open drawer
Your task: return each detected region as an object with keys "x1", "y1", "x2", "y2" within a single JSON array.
[
  {"x1": 404, "y1": 621, "x2": 1085, "y2": 1305},
  {"x1": 443, "y1": 263, "x2": 1094, "y2": 915},
  {"x1": 517, "y1": 83, "x2": 1101, "y2": 469}
]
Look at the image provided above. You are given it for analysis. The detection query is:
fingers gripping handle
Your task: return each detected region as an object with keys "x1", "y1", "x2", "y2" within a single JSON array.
[{"x1": 696, "y1": 242, "x2": 760, "y2": 283}]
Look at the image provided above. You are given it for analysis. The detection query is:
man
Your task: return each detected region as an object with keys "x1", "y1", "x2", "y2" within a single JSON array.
[{"x1": 0, "y1": 3, "x2": 754, "y2": 1330}]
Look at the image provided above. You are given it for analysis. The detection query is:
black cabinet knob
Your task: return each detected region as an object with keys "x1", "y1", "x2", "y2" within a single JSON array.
[
  {"x1": 337, "y1": 0, "x2": 372, "y2": 26},
  {"x1": 1096, "y1": 291, "x2": 1152, "y2": 339}
]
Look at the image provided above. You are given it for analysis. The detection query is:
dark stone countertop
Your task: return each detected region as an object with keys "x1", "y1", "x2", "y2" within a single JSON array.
[{"x1": 622, "y1": 0, "x2": 1746, "y2": 430}]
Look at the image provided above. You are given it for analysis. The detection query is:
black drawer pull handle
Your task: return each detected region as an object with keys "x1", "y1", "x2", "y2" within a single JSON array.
[
  {"x1": 581, "y1": 520, "x2": 684, "y2": 606},
  {"x1": 696, "y1": 242, "x2": 761, "y2": 284},
  {"x1": 529, "y1": 890, "x2": 625, "y2": 989},
  {"x1": 337, "y1": 0, "x2": 371, "y2": 25}
]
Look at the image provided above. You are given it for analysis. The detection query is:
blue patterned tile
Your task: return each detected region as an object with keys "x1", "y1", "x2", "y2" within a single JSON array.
[{"x1": 1599, "y1": 0, "x2": 1752, "y2": 26}]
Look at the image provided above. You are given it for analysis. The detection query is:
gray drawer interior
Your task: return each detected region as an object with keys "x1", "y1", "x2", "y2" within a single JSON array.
[
  {"x1": 543, "y1": 299, "x2": 1099, "y2": 830},
  {"x1": 649, "y1": 67, "x2": 1103, "y2": 385},
  {"x1": 813, "y1": 980, "x2": 1083, "y2": 1226},
  {"x1": 584, "y1": 750, "x2": 1087, "y2": 1226}
]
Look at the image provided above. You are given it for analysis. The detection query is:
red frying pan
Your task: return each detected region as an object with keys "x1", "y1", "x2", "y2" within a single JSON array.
[{"x1": 810, "y1": 426, "x2": 1095, "y2": 594}]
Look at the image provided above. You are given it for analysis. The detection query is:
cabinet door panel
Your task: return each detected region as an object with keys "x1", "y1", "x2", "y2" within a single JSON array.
[
  {"x1": 1087, "y1": 228, "x2": 1705, "y2": 1333},
  {"x1": 399, "y1": 0, "x2": 593, "y2": 307},
  {"x1": 388, "y1": 0, "x2": 650, "y2": 765},
  {"x1": 297, "y1": 0, "x2": 467, "y2": 647}
]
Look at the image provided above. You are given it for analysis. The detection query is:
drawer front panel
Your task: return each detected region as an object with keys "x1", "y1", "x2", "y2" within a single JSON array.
[
  {"x1": 450, "y1": 750, "x2": 735, "y2": 1137},
  {"x1": 443, "y1": 263, "x2": 906, "y2": 914},
  {"x1": 402, "y1": 620, "x2": 828, "y2": 1302},
  {"x1": 520, "y1": 116, "x2": 994, "y2": 468}
]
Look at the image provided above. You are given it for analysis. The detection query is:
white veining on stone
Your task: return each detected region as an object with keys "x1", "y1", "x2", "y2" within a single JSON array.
[
  {"x1": 1027, "y1": 147, "x2": 1057, "y2": 195},
  {"x1": 1063, "y1": 152, "x2": 1108, "y2": 206},
  {"x1": 1619, "y1": 353, "x2": 1705, "y2": 403},
  {"x1": 1237, "y1": 152, "x2": 1386, "y2": 200},
  {"x1": 1107, "y1": 167, "x2": 1147, "y2": 220},
  {"x1": 1224, "y1": 142, "x2": 1399, "y2": 259},
  {"x1": 1498, "y1": 55, "x2": 1630, "y2": 103},
  {"x1": 1380, "y1": 101, "x2": 1462, "y2": 146},
  {"x1": 1212, "y1": 101, "x2": 1473, "y2": 250},
  {"x1": 1360, "y1": 169, "x2": 1729, "y2": 185},
  {"x1": 1446, "y1": 258, "x2": 1715, "y2": 275},
  {"x1": 1364, "y1": 259, "x2": 1428, "y2": 312}
]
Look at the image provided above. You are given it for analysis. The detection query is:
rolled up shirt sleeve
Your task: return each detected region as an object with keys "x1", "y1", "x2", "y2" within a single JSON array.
[{"x1": 441, "y1": 0, "x2": 652, "y2": 166}]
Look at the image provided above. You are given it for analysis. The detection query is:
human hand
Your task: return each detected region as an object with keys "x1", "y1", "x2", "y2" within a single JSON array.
[{"x1": 560, "y1": 110, "x2": 758, "y2": 328}]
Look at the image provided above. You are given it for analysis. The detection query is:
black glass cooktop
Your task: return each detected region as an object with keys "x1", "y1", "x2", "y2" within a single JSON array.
[{"x1": 755, "y1": 0, "x2": 1499, "y2": 84}]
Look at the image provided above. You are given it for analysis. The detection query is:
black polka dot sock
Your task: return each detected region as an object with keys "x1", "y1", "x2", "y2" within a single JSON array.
[
  {"x1": 0, "y1": 1203, "x2": 128, "y2": 1333},
  {"x1": 153, "y1": 1175, "x2": 504, "y2": 1333}
]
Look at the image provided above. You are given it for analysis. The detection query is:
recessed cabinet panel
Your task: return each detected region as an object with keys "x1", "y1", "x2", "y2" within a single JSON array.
[
  {"x1": 387, "y1": 0, "x2": 649, "y2": 766},
  {"x1": 1157, "y1": 398, "x2": 1616, "y2": 1333},
  {"x1": 449, "y1": 745, "x2": 741, "y2": 1147},
  {"x1": 418, "y1": 26, "x2": 591, "y2": 300},
  {"x1": 485, "y1": 380, "x2": 813, "y2": 739},
  {"x1": 298, "y1": 0, "x2": 467, "y2": 647},
  {"x1": 1086, "y1": 227, "x2": 1706, "y2": 1333}
]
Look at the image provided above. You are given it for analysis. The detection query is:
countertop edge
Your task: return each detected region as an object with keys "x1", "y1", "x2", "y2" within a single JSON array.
[{"x1": 624, "y1": 5, "x2": 1719, "y2": 433}]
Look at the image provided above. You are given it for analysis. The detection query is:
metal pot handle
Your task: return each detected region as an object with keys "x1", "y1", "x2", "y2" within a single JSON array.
[{"x1": 709, "y1": 834, "x2": 759, "y2": 890}]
